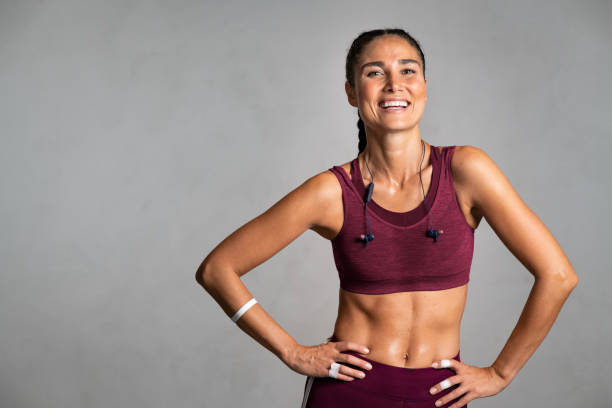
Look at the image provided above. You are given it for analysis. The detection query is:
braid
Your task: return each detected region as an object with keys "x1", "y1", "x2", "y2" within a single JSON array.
[{"x1": 357, "y1": 111, "x2": 367, "y2": 154}]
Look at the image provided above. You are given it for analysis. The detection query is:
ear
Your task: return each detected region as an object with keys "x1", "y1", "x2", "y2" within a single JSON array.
[{"x1": 345, "y1": 81, "x2": 358, "y2": 108}]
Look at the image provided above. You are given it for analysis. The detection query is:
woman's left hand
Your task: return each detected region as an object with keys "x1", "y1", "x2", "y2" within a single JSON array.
[{"x1": 429, "y1": 358, "x2": 509, "y2": 408}]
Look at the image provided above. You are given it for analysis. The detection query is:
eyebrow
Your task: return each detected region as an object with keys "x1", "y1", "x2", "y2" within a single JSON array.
[{"x1": 360, "y1": 59, "x2": 421, "y2": 72}]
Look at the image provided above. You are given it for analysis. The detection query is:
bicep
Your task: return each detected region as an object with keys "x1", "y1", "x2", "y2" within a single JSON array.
[
  {"x1": 457, "y1": 146, "x2": 576, "y2": 282},
  {"x1": 204, "y1": 171, "x2": 337, "y2": 277}
]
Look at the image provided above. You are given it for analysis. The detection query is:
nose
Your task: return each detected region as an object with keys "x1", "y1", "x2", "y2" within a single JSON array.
[{"x1": 384, "y1": 71, "x2": 402, "y2": 92}]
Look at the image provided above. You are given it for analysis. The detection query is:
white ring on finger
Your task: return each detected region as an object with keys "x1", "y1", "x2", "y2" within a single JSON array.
[
  {"x1": 329, "y1": 362, "x2": 341, "y2": 379},
  {"x1": 440, "y1": 359, "x2": 451, "y2": 368},
  {"x1": 439, "y1": 379, "x2": 452, "y2": 390}
]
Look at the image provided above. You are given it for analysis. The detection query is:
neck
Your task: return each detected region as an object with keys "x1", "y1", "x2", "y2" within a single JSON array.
[{"x1": 359, "y1": 125, "x2": 431, "y2": 188}]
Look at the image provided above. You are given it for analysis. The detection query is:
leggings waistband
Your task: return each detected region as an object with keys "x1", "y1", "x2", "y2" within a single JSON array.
[{"x1": 328, "y1": 335, "x2": 461, "y2": 400}]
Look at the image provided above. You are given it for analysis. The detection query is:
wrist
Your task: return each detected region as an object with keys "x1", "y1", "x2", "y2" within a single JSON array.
[
  {"x1": 281, "y1": 341, "x2": 301, "y2": 365},
  {"x1": 491, "y1": 362, "x2": 514, "y2": 386},
  {"x1": 281, "y1": 341, "x2": 301, "y2": 367}
]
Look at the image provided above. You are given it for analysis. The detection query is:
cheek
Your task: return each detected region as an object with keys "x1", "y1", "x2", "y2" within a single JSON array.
[
  {"x1": 360, "y1": 86, "x2": 378, "y2": 100},
  {"x1": 357, "y1": 91, "x2": 380, "y2": 111},
  {"x1": 409, "y1": 82, "x2": 427, "y2": 96}
]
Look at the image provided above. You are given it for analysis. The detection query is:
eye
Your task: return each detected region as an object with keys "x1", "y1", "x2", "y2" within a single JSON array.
[{"x1": 366, "y1": 69, "x2": 416, "y2": 77}]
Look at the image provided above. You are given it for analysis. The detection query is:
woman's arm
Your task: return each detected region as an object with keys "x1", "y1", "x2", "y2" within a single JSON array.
[
  {"x1": 196, "y1": 170, "x2": 341, "y2": 364},
  {"x1": 452, "y1": 145, "x2": 578, "y2": 385}
]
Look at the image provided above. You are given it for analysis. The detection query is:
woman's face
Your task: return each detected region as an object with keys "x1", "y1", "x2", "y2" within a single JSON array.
[{"x1": 346, "y1": 35, "x2": 427, "y2": 133}]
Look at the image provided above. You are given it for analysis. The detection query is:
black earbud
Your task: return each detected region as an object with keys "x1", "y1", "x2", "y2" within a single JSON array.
[
  {"x1": 361, "y1": 182, "x2": 375, "y2": 246},
  {"x1": 426, "y1": 227, "x2": 444, "y2": 242},
  {"x1": 360, "y1": 232, "x2": 375, "y2": 245}
]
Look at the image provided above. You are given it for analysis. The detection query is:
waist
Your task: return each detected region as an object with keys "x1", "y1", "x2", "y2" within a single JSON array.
[{"x1": 327, "y1": 328, "x2": 461, "y2": 370}]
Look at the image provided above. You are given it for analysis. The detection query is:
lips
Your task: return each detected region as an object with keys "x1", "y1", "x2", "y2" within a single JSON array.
[
  {"x1": 378, "y1": 103, "x2": 411, "y2": 113},
  {"x1": 378, "y1": 100, "x2": 411, "y2": 108}
]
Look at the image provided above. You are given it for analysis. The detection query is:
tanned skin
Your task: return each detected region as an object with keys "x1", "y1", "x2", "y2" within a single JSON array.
[{"x1": 197, "y1": 34, "x2": 577, "y2": 408}]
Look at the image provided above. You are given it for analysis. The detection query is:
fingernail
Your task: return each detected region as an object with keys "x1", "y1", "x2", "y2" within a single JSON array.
[
  {"x1": 435, "y1": 400, "x2": 442, "y2": 407},
  {"x1": 366, "y1": 363, "x2": 372, "y2": 369},
  {"x1": 364, "y1": 348, "x2": 370, "y2": 353},
  {"x1": 359, "y1": 372, "x2": 365, "y2": 378},
  {"x1": 430, "y1": 387, "x2": 436, "y2": 394},
  {"x1": 432, "y1": 361, "x2": 438, "y2": 368}
]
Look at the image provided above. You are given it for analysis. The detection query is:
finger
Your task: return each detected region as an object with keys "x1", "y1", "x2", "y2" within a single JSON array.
[
  {"x1": 429, "y1": 375, "x2": 461, "y2": 395},
  {"x1": 342, "y1": 365, "x2": 367, "y2": 380},
  {"x1": 432, "y1": 358, "x2": 461, "y2": 369},
  {"x1": 337, "y1": 353, "x2": 373, "y2": 372},
  {"x1": 446, "y1": 390, "x2": 475, "y2": 408},
  {"x1": 433, "y1": 385, "x2": 468, "y2": 407},
  {"x1": 329, "y1": 363, "x2": 359, "y2": 382},
  {"x1": 335, "y1": 357, "x2": 368, "y2": 379},
  {"x1": 337, "y1": 341, "x2": 370, "y2": 355},
  {"x1": 333, "y1": 370, "x2": 355, "y2": 382}
]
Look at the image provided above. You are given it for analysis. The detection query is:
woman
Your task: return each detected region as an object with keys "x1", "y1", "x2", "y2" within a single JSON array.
[{"x1": 196, "y1": 28, "x2": 578, "y2": 408}]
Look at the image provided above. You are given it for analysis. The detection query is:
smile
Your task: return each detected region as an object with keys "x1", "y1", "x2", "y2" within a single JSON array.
[{"x1": 378, "y1": 99, "x2": 411, "y2": 113}]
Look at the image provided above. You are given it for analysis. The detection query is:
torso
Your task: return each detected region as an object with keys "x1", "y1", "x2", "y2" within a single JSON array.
[{"x1": 311, "y1": 144, "x2": 482, "y2": 368}]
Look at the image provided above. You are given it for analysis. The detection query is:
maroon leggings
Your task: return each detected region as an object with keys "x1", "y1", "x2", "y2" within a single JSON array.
[{"x1": 301, "y1": 349, "x2": 465, "y2": 408}]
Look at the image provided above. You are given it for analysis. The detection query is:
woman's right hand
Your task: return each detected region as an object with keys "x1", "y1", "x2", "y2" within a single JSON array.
[{"x1": 284, "y1": 340, "x2": 373, "y2": 381}]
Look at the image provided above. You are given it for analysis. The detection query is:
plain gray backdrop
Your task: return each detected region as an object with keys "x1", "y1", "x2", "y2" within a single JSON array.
[{"x1": 1, "y1": 0, "x2": 610, "y2": 407}]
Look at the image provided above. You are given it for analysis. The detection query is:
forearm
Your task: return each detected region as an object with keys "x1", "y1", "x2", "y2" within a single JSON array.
[
  {"x1": 197, "y1": 263, "x2": 298, "y2": 363},
  {"x1": 491, "y1": 275, "x2": 577, "y2": 384}
]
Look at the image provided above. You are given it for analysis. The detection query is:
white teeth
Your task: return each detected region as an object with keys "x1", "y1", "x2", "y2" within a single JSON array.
[{"x1": 380, "y1": 100, "x2": 408, "y2": 108}]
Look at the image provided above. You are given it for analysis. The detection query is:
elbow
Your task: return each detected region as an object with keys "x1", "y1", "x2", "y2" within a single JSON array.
[
  {"x1": 537, "y1": 268, "x2": 578, "y2": 292},
  {"x1": 195, "y1": 251, "x2": 218, "y2": 287},
  {"x1": 557, "y1": 269, "x2": 578, "y2": 292},
  {"x1": 562, "y1": 266, "x2": 578, "y2": 290},
  {"x1": 564, "y1": 274, "x2": 578, "y2": 291},
  {"x1": 196, "y1": 259, "x2": 233, "y2": 289},
  {"x1": 195, "y1": 261, "x2": 213, "y2": 288},
  {"x1": 195, "y1": 263, "x2": 206, "y2": 287}
]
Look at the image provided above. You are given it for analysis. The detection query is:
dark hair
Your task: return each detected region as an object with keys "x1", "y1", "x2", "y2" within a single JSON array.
[{"x1": 345, "y1": 28, "x2": 426, "y2": 154}]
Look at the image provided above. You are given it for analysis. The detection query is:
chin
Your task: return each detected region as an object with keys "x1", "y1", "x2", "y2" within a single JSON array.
[{"x1": 380, "y1": 120, "x2": 417, "y2": 129}]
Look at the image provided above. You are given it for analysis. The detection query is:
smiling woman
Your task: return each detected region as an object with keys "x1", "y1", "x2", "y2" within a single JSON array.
[{"x1": 197, "y1": 27, "x2": 578, "y2": 408}]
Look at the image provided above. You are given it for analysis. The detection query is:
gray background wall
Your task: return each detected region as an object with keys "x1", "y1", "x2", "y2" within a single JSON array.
[{"x1": 1, "y1": 0, "x2": 610, "y2": 407}]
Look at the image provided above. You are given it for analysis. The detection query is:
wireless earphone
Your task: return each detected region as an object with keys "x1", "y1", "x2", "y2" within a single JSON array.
[
  {"x1": 359, "y1": 182, "x2": 375, "y2": 245},
  {"x1": 360, "y1": 140, "x2": 443, "y2": 245}
]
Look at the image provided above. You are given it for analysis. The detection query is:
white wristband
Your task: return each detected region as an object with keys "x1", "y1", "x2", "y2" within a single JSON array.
[{"x1": 231, "y1": 298, "x2": 258, "y2": 323}]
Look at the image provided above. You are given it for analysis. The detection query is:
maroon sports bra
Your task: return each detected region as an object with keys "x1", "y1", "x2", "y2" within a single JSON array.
[{"x1": 327, "y1": 145, "x2": 475, "y2": 294}]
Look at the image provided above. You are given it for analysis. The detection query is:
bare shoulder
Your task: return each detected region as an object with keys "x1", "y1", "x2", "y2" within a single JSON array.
[
  {"x1": 308, "y1": 160, "x2": 352, "y2": 195},
  {"x1": 449, "y1": 144, "x2": 505, "y2": 208},
  {"x1": 305, "y1": 167, "x2": 342, "y2": 205},
  {"x1": 306, "y1": 162, "x2": 350, "y2": 240},
  {"x1": 449, "y1": 144, "x2": 487, "y2": 182},
  {"x1": 449, "y1": 145, "x2": 499, "y2": 214},
  {"x1": 444, "y1": 145, "x2": 485, "y2": 229}
]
